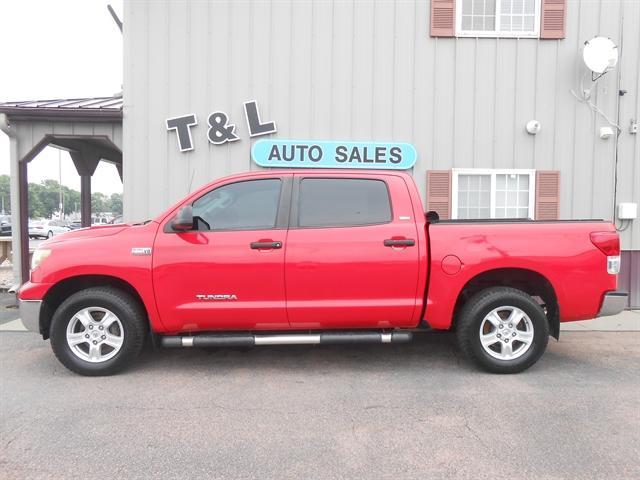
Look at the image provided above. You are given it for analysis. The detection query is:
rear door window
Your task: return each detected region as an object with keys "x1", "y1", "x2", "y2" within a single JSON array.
[{"x1": 297, "y1": 178, "x2": 392, "y2": 228}]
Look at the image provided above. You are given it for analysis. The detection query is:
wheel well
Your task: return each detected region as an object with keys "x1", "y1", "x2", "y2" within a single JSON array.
[
  {"x1": 40, "y1": 275, "x2": 149, "y2": 339},
  {"x1": 453, "y1": 268, "x2": 560, "y2": 339}
]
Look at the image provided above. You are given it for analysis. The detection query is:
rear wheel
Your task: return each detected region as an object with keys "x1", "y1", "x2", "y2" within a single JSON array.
[
  {"x1": 456, "y1": 287, "x2": 549, "y2": 373},
  {"x1": 50, "y1": 287, "x2": 147, "y2": 376},
  {"x1": 47, "y1": 230, "x2": 53, "y2": 238}
]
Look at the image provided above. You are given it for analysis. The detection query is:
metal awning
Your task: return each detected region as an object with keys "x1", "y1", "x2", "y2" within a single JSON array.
[{"x1": 0, "y1": 95, "x2": 123, "y2": 121}]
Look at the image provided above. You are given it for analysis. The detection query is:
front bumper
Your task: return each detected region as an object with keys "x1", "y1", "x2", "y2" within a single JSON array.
[
  {"x1": 18, "y1": 299, "x2": 42, "y2": 333},
  {"x1": 597, "y1": 292, "x2": 628, "y2": 318}
]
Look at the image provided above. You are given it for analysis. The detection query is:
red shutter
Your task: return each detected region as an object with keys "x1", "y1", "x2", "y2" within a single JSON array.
[
  {"x1": 430, "y1": 0, "x2": 456, "y2": 37},
  {"x1": 535, "y1": 171, "x2": 560, "y2": 220},
  {"x1": 426, "y1": 170, "x2": 452, "y2": 220},
  {"x1": 540, "y1": 0, "x2": 566, "y2": 39}
]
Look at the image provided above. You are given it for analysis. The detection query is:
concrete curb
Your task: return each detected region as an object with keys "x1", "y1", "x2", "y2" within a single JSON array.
[{"x1": 560, "y1": 310, "x2": 640, "y2": 331}]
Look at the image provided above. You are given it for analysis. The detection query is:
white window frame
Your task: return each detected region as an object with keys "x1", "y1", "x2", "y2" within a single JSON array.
[
  {"x1": 451, "y1": 168, "x2": 536, "y2": 220},
  {"x1": 456, "y1": 0, "x2": 541, "y2": 38}
]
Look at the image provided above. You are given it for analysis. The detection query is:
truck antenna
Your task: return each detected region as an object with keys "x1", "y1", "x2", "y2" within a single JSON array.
[
  {"x1": 188, "y1": 170, "x2": 196, "y2": 193},
  {"x1": 107, "y1": 4, "x2": 123, "y2": 33}
]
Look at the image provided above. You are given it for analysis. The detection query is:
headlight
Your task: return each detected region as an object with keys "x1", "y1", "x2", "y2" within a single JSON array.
[{"x1": 31, "y1": 249, "x2": 51, "y2": 270}]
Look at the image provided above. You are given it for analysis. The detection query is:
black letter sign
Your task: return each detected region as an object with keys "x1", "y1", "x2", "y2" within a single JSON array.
[
  {"x1": 166, "y1": 114, "x2": 198, "y2": 152},
  {"x1": 207, "y1": 112, "x2": 239, "y2": 145},
  {"x1": 244, "y1": 100, "x2": 277, "y2": 137}
]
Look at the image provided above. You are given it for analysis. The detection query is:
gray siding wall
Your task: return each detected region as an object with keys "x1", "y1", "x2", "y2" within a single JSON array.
[{"x1": 123, "y1": 0, "x2": 639, "y2": 250}]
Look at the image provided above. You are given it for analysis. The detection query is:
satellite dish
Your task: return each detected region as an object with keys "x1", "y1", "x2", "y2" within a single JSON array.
[{"x1": 583, "y1": 37, "x2": 618, "y2": 74}]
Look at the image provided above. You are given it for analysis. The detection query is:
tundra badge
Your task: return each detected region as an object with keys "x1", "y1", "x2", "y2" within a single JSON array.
[
  {"x1": 196, "y1": 294, "x2": 238, "y2": 301},
  {"x1": 131, "y1": 247, "x2": 152, "y2": 256}
]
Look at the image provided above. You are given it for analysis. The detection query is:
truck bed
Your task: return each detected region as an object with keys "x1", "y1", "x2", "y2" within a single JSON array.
[{"x1": 424, "y1": 218, "x2": 617, "y2": 329}]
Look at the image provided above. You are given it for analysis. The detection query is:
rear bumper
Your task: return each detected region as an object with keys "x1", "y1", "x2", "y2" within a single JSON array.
[
  {"x1": 597, "y1": 292, "x2": 628, "y2": 318},
  {"x1": 18, "y1": 299, "x2": 42, "y2": 333}
]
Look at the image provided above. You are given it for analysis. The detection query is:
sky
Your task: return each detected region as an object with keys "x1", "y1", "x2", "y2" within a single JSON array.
[{"x1": 0, "y1": 0, "x2": 123, "y2": 195}]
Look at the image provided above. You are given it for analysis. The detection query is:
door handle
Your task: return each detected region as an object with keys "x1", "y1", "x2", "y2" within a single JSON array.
[
  {"x1": 383, "y1": 238, "x2": 415, "y2": 247},
  {"x1": 250, "y1": 241, "x2": 283, "y2": 250}
]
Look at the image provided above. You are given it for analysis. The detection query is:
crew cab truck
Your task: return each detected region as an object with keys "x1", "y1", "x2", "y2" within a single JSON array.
[{"x1": 18, "y1": 170, "x2": 628, "y2": 376}]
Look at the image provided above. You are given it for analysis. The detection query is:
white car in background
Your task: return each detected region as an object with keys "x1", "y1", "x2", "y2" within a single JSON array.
[{"x1": 28, "y1": 220, "x2": 70, "y2": 239}]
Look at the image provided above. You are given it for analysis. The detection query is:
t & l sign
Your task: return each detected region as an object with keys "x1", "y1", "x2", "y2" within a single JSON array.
[{"x1": 166, "y1": 100, "x2": 276, "y2": 152}]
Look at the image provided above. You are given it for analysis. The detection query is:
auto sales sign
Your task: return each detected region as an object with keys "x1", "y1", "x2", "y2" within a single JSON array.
[{"x1": 252, "y1": 139, "x2": 417, "y2": 170}]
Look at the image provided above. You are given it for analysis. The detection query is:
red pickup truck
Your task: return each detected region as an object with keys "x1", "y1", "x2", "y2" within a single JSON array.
[{"x1": 18, "y1": 170, "x2": 627, "y2": 376}]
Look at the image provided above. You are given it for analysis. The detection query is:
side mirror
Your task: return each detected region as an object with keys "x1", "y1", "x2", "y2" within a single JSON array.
[{"x1": 171, "y1": 205, "x2": 194, "y2": 231}]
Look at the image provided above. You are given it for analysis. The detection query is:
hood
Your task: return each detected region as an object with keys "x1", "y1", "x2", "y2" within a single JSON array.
[{"x1": 43, "y1": 224, "x2": 131, "y2": 245}]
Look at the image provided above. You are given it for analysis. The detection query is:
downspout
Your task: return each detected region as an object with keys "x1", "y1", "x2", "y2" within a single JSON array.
[{"x1": 0, "y1": 113, "x2": 24, "y2": 291}]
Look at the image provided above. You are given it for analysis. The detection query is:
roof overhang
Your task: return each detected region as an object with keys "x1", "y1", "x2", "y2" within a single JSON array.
[
  {"x1": 0, "y1": 96, "x2": 123, "y2": 123},
  {"x1": 0, "y1": 107, "x2": 122, "y2": 122}
]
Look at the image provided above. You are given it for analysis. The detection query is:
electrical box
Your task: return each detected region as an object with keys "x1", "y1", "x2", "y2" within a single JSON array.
[{"x1": 618, "y1": 203, "x2": 638, "y2": 220}]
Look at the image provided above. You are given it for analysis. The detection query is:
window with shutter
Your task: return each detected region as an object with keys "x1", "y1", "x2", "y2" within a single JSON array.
[
  {"x1": 535, "y1": 171, "x2": 560, "y2": 220},
  {"x1": 433, "y1": 0, "x2": 566, "y2": 38},
  {"x1": 426, "y1": 171, "x2": 452, "y2": 219}
]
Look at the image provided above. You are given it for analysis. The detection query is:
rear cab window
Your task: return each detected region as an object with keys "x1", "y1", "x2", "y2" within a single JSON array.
[{"x1": 296, "y1": 178, "x2": 392, "y2": 228}]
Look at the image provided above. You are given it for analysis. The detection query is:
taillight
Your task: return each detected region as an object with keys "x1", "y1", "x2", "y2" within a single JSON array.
[
  {"x1": 590, "y1": 232, "x2": 620, "y2": 256},
  {"x1": 590, "y1": 231, "x2": 621, "y2": 274}
]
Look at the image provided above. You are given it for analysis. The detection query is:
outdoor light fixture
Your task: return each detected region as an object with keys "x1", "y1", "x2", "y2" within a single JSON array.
[
  {"x1": 526, "y1": 120, "x2": 541, "y2": 135},
  {"x1": 599, "y1": 126, "x2": 614, "y2": 139}
]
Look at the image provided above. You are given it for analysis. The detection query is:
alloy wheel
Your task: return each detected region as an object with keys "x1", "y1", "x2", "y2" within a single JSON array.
[
  {"x1": 65, "y1": 307, "x2": 124, "y2": 363},
  {"x1": 478, "y1": 306, "x2": 534, "y2": 361}
]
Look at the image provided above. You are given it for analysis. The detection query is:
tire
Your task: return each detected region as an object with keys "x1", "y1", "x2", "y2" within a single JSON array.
[
  {"x1": 47, "y1": 230, "x2": 53, "y2": 239},
  {"x1": 456, "y1": 287, "x2": 549, "y2": 374},
  {"x1": 49, "y1": 287, "x2": 147, "y2": 376}
]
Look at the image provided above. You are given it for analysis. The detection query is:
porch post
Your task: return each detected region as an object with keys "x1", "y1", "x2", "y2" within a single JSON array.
[
  {"x1": 70, "y1": 151, "x2": 100, "y2": 228},
  {"x1": 0, "y1": 114, "x2": 26, "y2": 286},
  {"x1": 80, "y1": 175, "x2": 92, "y2": 228},
  {"x1": 18, "y1": 161, "x2": 29, "y2": 283}
]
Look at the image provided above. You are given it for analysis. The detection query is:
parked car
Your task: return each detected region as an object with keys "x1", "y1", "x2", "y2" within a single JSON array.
[
  {"x1": 0, "y1": 215, "x2": 11, "y2": 236},
  {"x1": 28, "y1": 220, "x2": 70, "y2": 239},
  {"x1": 109, "y1": 215, "x2": 123, "y2": 224},
  {"x1": 68, "y1": 221, "x2": 83, "y2": 230},
  {"x1": 18, "y1": 170, "x2": 627, "y2": 376}
]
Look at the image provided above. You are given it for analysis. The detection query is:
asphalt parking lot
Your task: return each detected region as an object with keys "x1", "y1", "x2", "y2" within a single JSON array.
[{"x1": 1, "y1": 330, "x2": 639, "y2": 479}]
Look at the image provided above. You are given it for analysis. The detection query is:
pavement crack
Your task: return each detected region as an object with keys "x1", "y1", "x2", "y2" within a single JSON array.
[{"x1": 461, "y1": 414, "x2": 494, "y2": 454}]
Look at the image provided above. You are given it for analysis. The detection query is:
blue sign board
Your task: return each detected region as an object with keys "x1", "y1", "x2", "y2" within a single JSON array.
[{"x1": 252, "y1": 139, "x2": 417, "y2": 170}]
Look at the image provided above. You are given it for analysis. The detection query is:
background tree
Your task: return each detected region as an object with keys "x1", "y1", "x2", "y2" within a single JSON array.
[
  {"x1": 108, "y1": 193, "x2": 123, "y2": 214},
  {"x1": 0, "y1": 175, "x2": 10, "y2": 214},
  {"x1": 62, "y1": 186, "x2": 80, "y2": 215},
  {"x1": 3, "y1": 175, "x2": 120, "y2": 219},
  {"x1": 91, "y1": 192, "x2": 107, "y2": 213},
  {"x1": 39, "y1": 180, "x2": 63, "y2": 217},
  {"x1": 28, "y1": 183, "x2": 46, "y2": 218}
]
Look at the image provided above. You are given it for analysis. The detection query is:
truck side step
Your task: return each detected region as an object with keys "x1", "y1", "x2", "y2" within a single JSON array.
[{"x1": 160, "y1": 331, "x2": 413, "y2": 348}]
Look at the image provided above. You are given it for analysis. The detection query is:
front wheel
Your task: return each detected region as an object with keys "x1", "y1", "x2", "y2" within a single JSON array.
[
  {"x1": 49, "y1": 287, "x2": 147, "y2": 376},
  {"x1": 456, "y1": 287, "x2": 549, "y2": 374}
]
